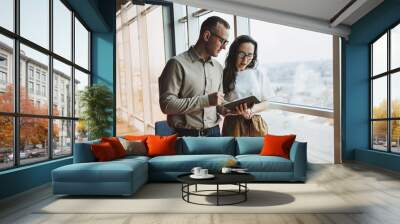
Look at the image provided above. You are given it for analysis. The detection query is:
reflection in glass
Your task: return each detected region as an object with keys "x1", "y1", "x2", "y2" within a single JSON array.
[
  {"x1": 20, "y1": 117, "x2": 49, "y2": 165},
  {"x1": 391, "y1": 72, "x2": 400, "y2": 118},
  {"x1": 75, "y1": 18, "x2": 89, "y2": 70},
  {"x1": 53, "y1": 59, "x2": 72, "y2": 117},
  {"x1": 75, "y1": 120, "x2": 88, "y2": 143},
  {"x1": 74, "y1": 69, "x2": 89, "y2": 118},
  {"x1": 0, "y1": 0, "x2": 14, "y2": 31},
  {"x1": 0, "y1": 116, "x2": 13, "y2": 170},
  {"x1": 20, "y1": 0, "x2": 49, "y2": 49},
  {"x1": 372, "y1": 77, "x2": 387, "y2": 119},
  {"x1": 391, "y1": 120, "x2": 400, "y2": 153},
  {"x1": 0, "y1": 34, "x2": 14, "y2": 112},
  {"x1": 372, "y1": 121, "x2": 388, "y2": 151},
  {"x1": 53, "y1": 119, "x2": 72, "y2": 157},
  {"x1": 372, "y1": 33, "x2": 387, "y2": 76},
  {"x1": 146, "y1": 7, "x2": 166, "y2": 124},
  {"x1": 250, "y1": 19, "x2": 333, "y2": 109},
  {"x1": 53, "y1": 0, "x2": 72, "y2": 60},
  {"x1": 20, "y1": 44, "x2": 49, "y2": 115},
  {"x1": 391, "y1": 24, "x2": 400, "y2": 70}
]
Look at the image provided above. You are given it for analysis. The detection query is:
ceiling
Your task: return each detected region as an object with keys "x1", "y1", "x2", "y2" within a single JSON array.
[{"x1": 169, "y1": 0, "x2": 384, "y2": 37}]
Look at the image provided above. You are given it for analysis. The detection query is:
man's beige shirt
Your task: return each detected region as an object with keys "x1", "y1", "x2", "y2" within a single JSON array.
[{"x1": 159, "y1": 47, "x2": 223, "y2": 129}]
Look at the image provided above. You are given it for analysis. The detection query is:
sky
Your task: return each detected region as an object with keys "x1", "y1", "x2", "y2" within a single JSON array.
[{"x1": 0, "y1": 0, "x2": 89, "y2": 72}]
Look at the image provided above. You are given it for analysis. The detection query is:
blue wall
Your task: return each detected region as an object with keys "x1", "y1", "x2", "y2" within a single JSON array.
[
  {"x1": 0, "y1": 0, "x2": 116, "y2": 200},
  {"x1": 343, "y1": 0, "x2": 400, "y2": 171}
]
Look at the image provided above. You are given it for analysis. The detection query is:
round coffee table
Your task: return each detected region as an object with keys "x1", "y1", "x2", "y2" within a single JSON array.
[{"x1": 177, "y1": 173, "x2": 255, "y2": 206}]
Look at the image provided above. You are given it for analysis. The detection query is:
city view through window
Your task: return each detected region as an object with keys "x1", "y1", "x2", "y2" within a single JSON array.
[{"x1": 0, "y1": 0, "x2": 90, "y2": 170}]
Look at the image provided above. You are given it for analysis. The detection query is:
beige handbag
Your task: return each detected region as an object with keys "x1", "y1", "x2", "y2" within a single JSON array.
[{"x1": 222, "y1": 114, "x2": 267, "y2": 137}]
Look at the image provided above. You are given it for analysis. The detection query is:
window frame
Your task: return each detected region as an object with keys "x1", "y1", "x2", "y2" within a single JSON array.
[
  {"x1": 370, "y1": 20, "x2": 400, "y2": 154},
  {"x1": 0, "y1": 0, "x2": 92, "y2": 171}
]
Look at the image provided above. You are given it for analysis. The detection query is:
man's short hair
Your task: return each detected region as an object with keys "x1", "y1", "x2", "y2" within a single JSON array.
[{"x1": 200, "y1": 16, "x2": 230, "y2": 34}]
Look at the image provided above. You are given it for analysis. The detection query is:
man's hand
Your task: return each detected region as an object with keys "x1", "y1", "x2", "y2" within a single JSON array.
[{"x1": 208, "y1": 92, "x2": 225, "y2": 106}]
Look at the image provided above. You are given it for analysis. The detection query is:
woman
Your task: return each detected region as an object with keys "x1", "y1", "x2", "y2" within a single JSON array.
[{"x1": 222, "y1": 35, "x2": 274, "y2": 136}]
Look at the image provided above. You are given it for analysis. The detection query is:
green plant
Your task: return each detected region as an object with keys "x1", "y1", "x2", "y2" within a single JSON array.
[{"x1": 79, "y1": 84, "x2": 113, "y2": 140}]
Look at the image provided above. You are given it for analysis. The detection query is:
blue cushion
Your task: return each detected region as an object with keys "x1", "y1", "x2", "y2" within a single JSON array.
[
  {"x1": 180, "y1": 137, "x2": 235, "y2": 155},
  {"x1": 73, "y1": 139, "x2": 101, "y2": 163},
  {"x1": 236, "y1": 155, "x2": 293, "y2": 172},
  {"x1": 236, "y1": 137, "x2": 264, "y2": 155},
  {"x1": 148, "y1": 154, "x2": 235, "y2": 172}
]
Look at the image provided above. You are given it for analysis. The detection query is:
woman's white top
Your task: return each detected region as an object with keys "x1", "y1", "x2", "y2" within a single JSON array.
[{"x1": 225, "y1": 68, "x2": 274, "y2": 102}]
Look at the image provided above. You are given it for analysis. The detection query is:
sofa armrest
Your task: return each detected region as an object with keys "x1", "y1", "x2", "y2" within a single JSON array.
[
  {"x1": 73, "y1": 140, "x2": 100, "y2": 163},
  {"x1": 289, "y1": 141, "x2": 307, "y2": 181}
]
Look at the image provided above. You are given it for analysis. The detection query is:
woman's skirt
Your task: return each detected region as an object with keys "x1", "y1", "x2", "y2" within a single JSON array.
[{"x1": 222, "y1": 114, "x2": 267, "y2": 137}]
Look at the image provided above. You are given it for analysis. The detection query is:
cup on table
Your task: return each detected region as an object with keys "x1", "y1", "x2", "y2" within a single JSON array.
[
  {"x1": 221, "y1": 167, "x2": 232, "y2": 174},
  {"x1": 191, "y1": 167, "x2": 202, "y2": 176},
  {"x1": 199, "y1": 169, "x2": 208, "y2": 176}
]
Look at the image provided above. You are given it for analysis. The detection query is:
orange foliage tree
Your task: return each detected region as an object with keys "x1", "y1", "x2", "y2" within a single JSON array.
[
  {"x1": 0, "y1": 84, "x2": 60, "y2": 151},
  {"x1": 372, "y1": 99, "x2": 400, "y2": 141}
]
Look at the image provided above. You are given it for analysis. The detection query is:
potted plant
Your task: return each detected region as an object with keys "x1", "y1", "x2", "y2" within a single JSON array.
[{"x1": 79, "y1": 84, "x2": 113, "y2": 140}]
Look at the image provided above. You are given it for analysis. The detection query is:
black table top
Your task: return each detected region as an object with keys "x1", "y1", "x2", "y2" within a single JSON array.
[{"x1": 177, "y1": 172, "x2": 255, "y2": 185}]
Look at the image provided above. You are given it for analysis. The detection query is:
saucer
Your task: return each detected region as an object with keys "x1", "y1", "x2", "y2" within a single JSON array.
[{"x1": 190, "y1": 174, "x2": 215, "y2": 179}]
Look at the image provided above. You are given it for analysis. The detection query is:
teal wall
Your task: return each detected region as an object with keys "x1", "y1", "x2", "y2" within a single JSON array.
[
  {"x1": 0, "y1": 0, "x2": 116, "y2": 200},
  {"x1": 343, "y1": 0, "x2": 400, "y2": 171}
]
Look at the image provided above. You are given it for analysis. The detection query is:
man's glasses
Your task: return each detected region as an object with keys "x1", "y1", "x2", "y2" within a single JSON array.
[
  {"x1": 238, "y1": 52, "x2": 254, "y2": 60},
  {"x1": 210, "y1": 31, "x2": 229, "y2": 46}
]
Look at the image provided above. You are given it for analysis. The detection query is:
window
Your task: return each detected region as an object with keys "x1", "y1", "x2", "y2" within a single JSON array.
[
  {"x1": 371, "y1": 23, "x2": 400, "y2": 153},
  {"x1": 0, "y1": 1, "x2": 91, "y2": 170}
]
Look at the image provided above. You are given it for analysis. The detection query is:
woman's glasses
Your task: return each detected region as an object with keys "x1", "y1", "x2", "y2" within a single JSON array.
[{"x1": 238, "y1": 52, "x2": 254, "y2": 60}]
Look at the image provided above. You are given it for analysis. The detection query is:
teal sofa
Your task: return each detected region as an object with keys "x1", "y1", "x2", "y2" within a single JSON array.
[{"x1": 52, "y1": 137, "x2": 307, "y2": 196}]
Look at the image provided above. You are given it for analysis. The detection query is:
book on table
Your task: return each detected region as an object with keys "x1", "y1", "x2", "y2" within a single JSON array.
[{"x1": 223, "y1": 96, "x2": 260, "y2": 111}]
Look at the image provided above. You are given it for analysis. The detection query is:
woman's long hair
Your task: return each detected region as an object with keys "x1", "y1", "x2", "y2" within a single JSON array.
[{"x1": 223, "y1": 35, "x2": 258, "y2": 94}]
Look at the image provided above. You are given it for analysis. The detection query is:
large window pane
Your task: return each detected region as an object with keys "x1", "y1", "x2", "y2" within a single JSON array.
[
  {"x1": 0, "y1": 34, "x2": 14, "y2": 112},
  {"x1": 0, "y1": 0, "x2": 14, "y2": 31},
  {"x1": 20, "y1": 117, "x2": 49, "y2": 165},
  {"x1": 198, "y1": 11, "x2": 234, "y2": 65},
  {"x1": 250, "y1": 19, "x2": 333, "y2": 109},
  {"x1": 146, "y1": 7, "x2": 166, "y2": 124},
  {"x1": 261, "y1": 110, "x2": 333, "y2": 163},
  {"x1": 372, "y1": 33, "x2": 387, "y2": 76},
  {"x1": 74, "y1": 69, "x2": 89, "y2": 118},
  {"x1": 0, "y1": 116, "x2": 13, "y2": 170},
  {"x1": 75, "y1": 18, "x2": 89, "y2": 70},
  {"x1": 372, "y1": 76, "x2": 387, "y2": 119},
  {"x1": 391, "y1": 72, "x2": 400, "y2": 118},
  {"x1": 391, "y1": 120, "x2": 400, "y2": 153},
  {"x1": 20, "y1": 44, "x2": 49, "y2": 115},
  {"x1": 53, "y1": 59, "x2": 72, "y2": 117},
  {"x1": 372, "y1": 121, "x2": 388, "y2": 151},
  {"x1": 53, "y1": 119, "x2": 72, "y2": 158},
  {"x1": 53, "y1": 0, "x2": 72, "y2": 60},
  {"x1": 392, "y1": 24, "x2": 400, "y2": 70},
  {"x1": 20, "y1": 0, "x2": 49, "y2": 49}
]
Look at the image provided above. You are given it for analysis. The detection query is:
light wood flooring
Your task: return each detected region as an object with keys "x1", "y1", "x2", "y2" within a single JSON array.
[{"x1": 1, "y1": 162, "x2": 400, "y2": 224}]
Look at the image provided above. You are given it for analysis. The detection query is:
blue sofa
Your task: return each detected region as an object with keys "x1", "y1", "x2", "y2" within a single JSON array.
[{"x1": 52, "y1": 137, "x2": 307, "y2": 196}]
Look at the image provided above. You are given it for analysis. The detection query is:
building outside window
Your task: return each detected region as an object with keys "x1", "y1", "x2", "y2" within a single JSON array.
[{"x1": 0, "y1": 0, "x2": 91, "y2": 170}]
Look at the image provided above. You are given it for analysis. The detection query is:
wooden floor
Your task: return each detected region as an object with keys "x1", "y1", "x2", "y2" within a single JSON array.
[{"x1": 0, "y1": 162, "x2": 400, "y2": 224}]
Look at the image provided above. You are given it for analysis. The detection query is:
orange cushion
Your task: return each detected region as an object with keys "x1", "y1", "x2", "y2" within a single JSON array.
[
  {"x1": 146, "y1": 135, "x2": 177, "y2": 157},
  {"x1": 124, "y1": 135, "x2": 151, "y2": 141},
  {"x1": 91, "y1": 142, "x2": 118, "y2": 161},
  {"x1": 260, "y1": 134, "x2": 296, "y2": 159},
  {"x1": 101, "y1": 137, "x2": 126, "y2": 158}
]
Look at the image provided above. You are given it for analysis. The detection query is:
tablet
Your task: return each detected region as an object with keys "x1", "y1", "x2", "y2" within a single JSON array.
[{"x1": 223, "y1": 96, "x2": 260, "y2": 111}]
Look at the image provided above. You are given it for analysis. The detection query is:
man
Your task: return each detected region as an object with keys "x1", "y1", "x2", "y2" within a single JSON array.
[{"x1": 159, "y1": 16, "x2": 230, "y2": 137}]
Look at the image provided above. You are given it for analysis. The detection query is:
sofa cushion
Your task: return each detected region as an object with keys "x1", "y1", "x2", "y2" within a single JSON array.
[
  {"x1": 260, "y1": 134, "x2": 296, "y2": 159},
  {"x1": 236, "y1": 155, "x2": 293, "y2": 172},
  {"x1": 101, "y1": 137, "x2": 127, "y2": 158},
  {"x1": 236, "y1": 137, "x2": 263, "y2": 155},
  {"x1": 148, "y1": 154, "x2": 235, "y2": 172},
  {"x1": 180, "y1": 137, "x2": 235, "y2": 155},
  {"x1": 91, "y1": 142, "x2": 118, "y2": 161},
  {"x1": 147, "y1": 135, "x2": 177, "y2": 157},
  {"x1": 53, "y1": 159, "x2": 147, "y2": 183}
]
